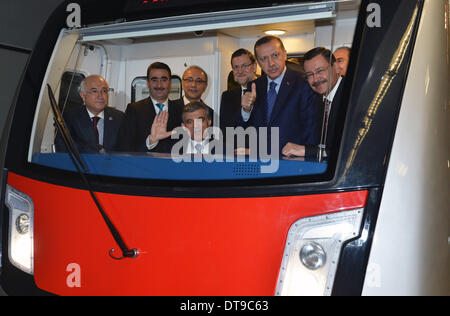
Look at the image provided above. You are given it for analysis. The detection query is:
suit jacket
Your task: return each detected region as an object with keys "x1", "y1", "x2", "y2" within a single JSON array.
[
  {"x1": 235, "y1": 68, "x2": 319, "y2": 153},
  {"x1": 116, "y1": 97, "x2": 184, "y2": 152},
  {"x1": 305, "y1": 78, "x2": 345, "y2": 159},
  {"x1": 55, "y1": 106, "x2": 124, "y2": 154},
  {"x1": 219, "y1": 87, "x2": 242, "y2": 134}
]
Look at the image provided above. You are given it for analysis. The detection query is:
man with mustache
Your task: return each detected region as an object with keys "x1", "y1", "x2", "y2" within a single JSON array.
[
  {"x1": 55, "y1": 75, "x2": 124, "y2": 153},
  {"x1": 236, "y1": 36, "x2": 318, "y2": 154},
  {"x1": 282, "y1": 47, "x2": 344, "y2": 158},
  {"x1": 116, "y1": 62, "x2": 184, "y2": 152}
]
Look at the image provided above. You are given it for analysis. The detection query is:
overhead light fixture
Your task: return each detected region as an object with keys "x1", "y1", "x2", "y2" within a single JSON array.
[{"x1": 265, "y1": 30, "x2": 287, "y2": 36}]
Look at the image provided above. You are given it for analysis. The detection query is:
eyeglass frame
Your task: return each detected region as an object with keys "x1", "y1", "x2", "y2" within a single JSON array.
[
  {"x1": 182, "y1": 77, "x2": 207, "y2": 85},
  {"x1": 304, "y1": 66, "x2": 331, "y2": 81}
]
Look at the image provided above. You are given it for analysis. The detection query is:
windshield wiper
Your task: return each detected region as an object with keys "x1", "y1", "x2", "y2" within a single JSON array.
[{"x1": 47, "y1": 84, "x2": 139, "y2": 260}]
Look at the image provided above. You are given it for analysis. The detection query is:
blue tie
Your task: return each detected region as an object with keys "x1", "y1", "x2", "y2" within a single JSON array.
[
  {"x1": 267, "y1": 81, "x2": 278, "y2": 122},
  {"x1": 156, "y1": 103, "x2": 165, "y2": 114}
]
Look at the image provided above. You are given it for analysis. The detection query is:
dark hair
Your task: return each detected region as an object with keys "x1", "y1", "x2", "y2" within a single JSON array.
[
  {"x1": 147, "y1": 62, "x2": 172, "y2": 79},
  {"x1": 182, "y1": 101, "x2": 212, "y2": 122},
  {"x1": 231, "y1": 48, "x2": 256, "y2": 65},
  {"x1": 254, "y1": 36, "x2": 286, "y2": 58},
  {"x1": 304, "y1": 47, "x2": 336, "y2": 65}
]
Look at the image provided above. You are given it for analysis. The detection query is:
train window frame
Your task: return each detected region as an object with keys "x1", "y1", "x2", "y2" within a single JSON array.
[
  {"x1": 27, "y1": 0, "x2": 360, "y2": 182},
  {"x1": 58, "y1": 71, "x2": 86, "y2": 113}
]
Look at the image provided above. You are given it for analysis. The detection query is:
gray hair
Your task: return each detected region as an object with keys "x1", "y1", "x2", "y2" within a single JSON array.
[
  {"x1": 78, "y1": 75, "x2": 108, "y2": 94},
  {"x1": 334, "y1": 46, "x2": 351, "y2": 53},
  {"x1": 182, "y1": 101, "x2": 212, "y2": 123}
]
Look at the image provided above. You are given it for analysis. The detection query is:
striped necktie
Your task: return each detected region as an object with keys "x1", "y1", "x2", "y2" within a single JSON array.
[
  {"x1": 156, "y1": 103, "x2": 165, "y2": 114},
  {"x1": 92, "y1": 116, "x2": 100, "y2": 145},
  {"x1": 321, "y1": 98, "x2": 331, "y2": 144}
]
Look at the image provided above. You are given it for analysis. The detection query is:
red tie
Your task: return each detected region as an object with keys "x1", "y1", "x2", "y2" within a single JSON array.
[
  {"x1": 321, "y1": 99, "x2": 331, "y2": 144},
  {"x1": 92, "y1": 116, "x2": 100, "y2": 145}
]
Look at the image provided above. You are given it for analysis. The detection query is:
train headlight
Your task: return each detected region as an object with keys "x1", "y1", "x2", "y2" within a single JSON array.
[
  {"x1": 276, "y1": 209, "x2": 363, "y2": 296},
  {"x1": 6, "y1": 185, "x2": 34, "y2": 274},
  {"x1": 300, "y1": 242, "x2": 327, "y2": 270}
]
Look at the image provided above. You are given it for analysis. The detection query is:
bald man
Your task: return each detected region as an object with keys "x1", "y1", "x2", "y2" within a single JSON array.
[{"x1": 55, "y1": 75, "x2": 124, "y2": 153}]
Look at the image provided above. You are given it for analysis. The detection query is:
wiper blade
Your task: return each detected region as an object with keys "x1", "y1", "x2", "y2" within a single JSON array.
[{"x1": 47, "y1": 84, "x2": 139, "y2": 260}]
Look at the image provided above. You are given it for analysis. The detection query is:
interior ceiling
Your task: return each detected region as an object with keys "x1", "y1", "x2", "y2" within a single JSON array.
[
  {"x1": 120, "y1": 0, "x2": 361, "y2": 44},
  {"x1": 219, "y1": 20, "x2": 316, "y2": 38}
]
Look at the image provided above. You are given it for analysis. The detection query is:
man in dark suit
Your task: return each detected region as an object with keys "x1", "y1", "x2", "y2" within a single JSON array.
[
  {"x1": 236, "y1": 36, "x2": 318, "y2": 154},
  {"x1": 181, "y1": 65, "x2": 215, "y2": 124},
  {"x1": 219, "y1": 49, "x2": 258, "y2": 135},
  {"x1": 55, "y1": 75, "x2": 123, "y2": 153},
  {"x1": 116, "y1": 62, "x2": 183, "y2": 152},
  {"x1": 282, "y1": 47, "x2": 344, "y2": 159}
]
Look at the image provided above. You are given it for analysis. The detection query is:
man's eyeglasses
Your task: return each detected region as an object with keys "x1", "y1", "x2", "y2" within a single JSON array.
[
  {"x1": 304, "y1": 67, "x2": 329, "y2": 81},
  {"x1": 183, "y1": 77, "x2": 207, "y2": 85},
  {"x1": 87, "y1": 88, "x2": 109, "y2": 95},
  {"x1": 232, "y1": 63, "x2": 253, "y2": 72}
]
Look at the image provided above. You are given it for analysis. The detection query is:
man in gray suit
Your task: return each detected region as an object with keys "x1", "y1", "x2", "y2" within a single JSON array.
[{"x1": 55, "y1": 75, "x2": 124, "y2": 153}]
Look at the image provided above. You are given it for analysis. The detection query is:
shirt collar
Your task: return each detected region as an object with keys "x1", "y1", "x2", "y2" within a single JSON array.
[
  {"x1": 324, "y1": 76, "x2": 342, "y2": 103},
  {"x1": 151, "y1": 97, "x2": 169, "y2": 111},
  {"x1": 86, "y1": 108, "x2": 104, "y2": 119},
  {"x1": 267, "y1": 66, "x2": 287, "y2": 88}
]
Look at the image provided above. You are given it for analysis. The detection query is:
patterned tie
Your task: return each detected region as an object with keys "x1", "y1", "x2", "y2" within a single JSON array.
[
  {"x1": 92, "y1": 116, "x2": 100, "y2": 145},
  {"x1": 321, "y1": 98, "x2": 331, "y2": 144},
  {"x1": 267, "y1": 81, "x2": 278, "y2": 123},
  {"x1": 195, "y1": 143, "x2": 204, "y2": 154},
  {"x1": 156, "y1": 103, "x2": 165, "y2": 114}
]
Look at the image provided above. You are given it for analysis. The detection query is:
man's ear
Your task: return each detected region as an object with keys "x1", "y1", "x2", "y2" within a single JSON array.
[{"x1": 79, "y1": 92, "x2": 86, "y2": 104}]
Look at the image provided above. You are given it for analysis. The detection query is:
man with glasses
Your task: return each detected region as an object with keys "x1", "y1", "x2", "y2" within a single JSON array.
[
  {"x1": 55, "y1": 75, "x2": 124, "y2": 153},
  {"x1": 116, "y1": 62, "x2": 184, "y2": 152},
  {"x1": 181, "y1": 65, "x2": 214, "y2": 124},
  {"x1": 219, "y1": 48, "x2": 258, "y2": 135},
  {"x1": 282, "y1": 47, "x2": 344, "y2": 159}
]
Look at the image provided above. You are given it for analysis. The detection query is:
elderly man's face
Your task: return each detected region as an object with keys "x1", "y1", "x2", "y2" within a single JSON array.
[
  {"x1": 80, "y1": 76, "x2": 108, "y2": 115},
  {"x1": 334, "y1": 48, "x2": 350, "y2": 77},
  {"x1": 182, "y1": 68, "x2": 207, "y2": 102},
  {"x1": 304, "y1": 55, "x2": 339, "y2": 96}
]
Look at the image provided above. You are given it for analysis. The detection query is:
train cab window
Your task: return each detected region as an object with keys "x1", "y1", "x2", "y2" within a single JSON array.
[
  {"x1": 28, "y1": 0, "x2": 360, "y2": 182},
  {"x1": 58, "y1": 71, "x2": 86, "y2": 113},
  {"x1": 131, "y1": 75, "x2": 182, "y2": 103}
]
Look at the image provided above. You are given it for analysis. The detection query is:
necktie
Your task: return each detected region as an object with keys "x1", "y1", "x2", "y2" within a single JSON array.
[
  {"x1": 92, "y1": 116, "x2": 100, "y2": 145},
  {"x1": 267, "y1": 81, "x2": 278, "y2": 122},
  {"x1": 321, "y1": 98, "x2": 331, "y2": 144},
  {"x1": 156, "y1": 103, "x2": 165, "y2": 114},
  {"x1": 195, "y1": 143, "x2": 204, "y2": 154}
]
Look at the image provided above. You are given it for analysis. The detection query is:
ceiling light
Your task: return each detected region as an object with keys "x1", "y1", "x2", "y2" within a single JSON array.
[{"x1": 265, "y1": 30, "x2": 287, "y2": 36}]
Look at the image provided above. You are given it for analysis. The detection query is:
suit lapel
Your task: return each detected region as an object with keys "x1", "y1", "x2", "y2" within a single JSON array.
[
  {"x1": 77, "y1": 107, "x2": 96, "y2": 143},
  {"x1": 103, "y1": 108, "x2": 115, "y2": 149}
]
